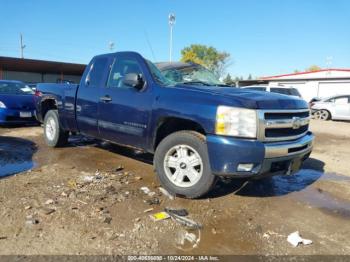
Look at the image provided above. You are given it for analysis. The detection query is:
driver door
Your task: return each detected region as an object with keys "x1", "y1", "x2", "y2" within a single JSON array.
[{"x1": 98, "y1": 53, "x2": 153, "y2": 149}]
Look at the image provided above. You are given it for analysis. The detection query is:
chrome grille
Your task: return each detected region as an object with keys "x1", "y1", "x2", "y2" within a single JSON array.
[{"x1": 257, "y1": 109, "x2": 310, "y2": 142}]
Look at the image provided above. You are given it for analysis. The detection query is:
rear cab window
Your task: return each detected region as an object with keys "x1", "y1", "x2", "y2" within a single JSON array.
[
  {"x1": 246, "y1": 87, "x2": 266, "y2": 91},
  {"x1": 85, "y1": 57, "x2": 109, "y2": 87}
]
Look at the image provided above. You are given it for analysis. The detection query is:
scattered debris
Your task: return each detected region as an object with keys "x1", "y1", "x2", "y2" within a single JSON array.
[
  {"x1": 140, "y1": 186, "x2": 156, "y2": 197},
  {"x1": 165, "y1": 208, "x2": 189, "y2": 217},
  {"x1": 176, "y1": 229, "x2": 201, "y2": 250},
  {"x1": 150, "y1": 212, "x2": 170, "y2": 222},
  {"x1": 211, "y1": 228, "x2": 217, "y2": 235},
  {"x1": 144, "y1": 197, "x2": 161, "y2": 205},
  {"x1": 25, "y1": 215, "x2": 39, "y2": 225},
  {"x1": 159, "y1": 187, "x2": 175, "y2": 200},
  {"x1": 287, "y1": 231, "x2": 313, "y2": 247},
  {"x1": 40, "y1": 207, "x2": 56, "y2": 215},
  {"x1": 134, "y1": 217, "x2": 141, "y2": 222},
  {"x1": 67, "y1": 180, "x2": 77, "y2": 189},
  {"x1": 148, "y1": 191, "x2": 156, "y2": 197},
  {"x1": 0, "y1": 236, "x2": 7, "y2": 240},
  {"x1": 44, "y1": 199, "x2": 54, "y2": 205},
  {"x1": 143, "y1": 208, "x2": 154, "y2": 213},
  {"x1": 115, "y1": 165, "x2": 124, "y2": 172},
  {"x1": 82, "y1": 175, "x2": 94, "y2": 183},
  {"x1": 105, "y1": 185, "x2": 117, "y2": 194},
  {"x1": 168, "y1": 213, "x2": 202, "y2": 230},
  {"x1": 140, "y1": 186, "x2": 151, "y2": 194},
  {"x1": 61, "y1": 192, "x2": 68, "y2": 197},
  {"x1": 134, "y1": 176, "x2": 142, "y2": 181},
  {"x1": 103, "y1": 216, "x2": 112, "y2": 224},
  {"x1": 24, "y1": 205, "x2": 32, "y2": 210}
]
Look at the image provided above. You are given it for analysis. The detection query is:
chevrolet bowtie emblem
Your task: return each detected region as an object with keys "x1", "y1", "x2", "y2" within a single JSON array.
[{"x1": 292, "y1": 117, "x2": 302, "y2": 129}]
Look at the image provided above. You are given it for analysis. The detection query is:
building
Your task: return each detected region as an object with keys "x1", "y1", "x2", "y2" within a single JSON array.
[
  {"x1": 260, "y1": 69, "x2": 350, "y2": 101},
  {"x1": 0, "y1": 56, "x2": 86, "y2": 84}
]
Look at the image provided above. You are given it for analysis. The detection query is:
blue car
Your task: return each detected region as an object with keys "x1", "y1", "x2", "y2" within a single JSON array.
[{"x1": 0, "y1": 80, "x2": 37, "y2": 125}]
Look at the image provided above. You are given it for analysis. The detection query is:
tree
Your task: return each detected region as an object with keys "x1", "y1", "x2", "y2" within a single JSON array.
[
  {"x1": 180, "y1": 44, "x2": 231, "y2": 77},
  {"x1": 247, "y1": 74, "x2": 252, "y2": 80},
  {"x1": 306, "y1": 65, "x2": 321, "y2": 72},
  {"x1": 223, "y1": 73, "x2": 234, "y2": 85}
]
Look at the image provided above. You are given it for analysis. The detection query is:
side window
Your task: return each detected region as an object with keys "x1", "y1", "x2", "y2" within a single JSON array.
[
  {"x1": 85, "y1": 57, "x2": 108, "y2": 87},
  {"x1": 271, "y1": 87, "x2": 288, "y2": 95},
  {"x1": 107, "y1": 58, "x2": 143, "y2": 88},
  {"x1": 247, "y1": 87, "x2": 266, "y2": 91},
  {"x1": 334, "y1": 97, "x2": 348, "y2": 104}
]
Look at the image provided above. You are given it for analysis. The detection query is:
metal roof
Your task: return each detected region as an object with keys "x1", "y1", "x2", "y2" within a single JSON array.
[{"x1": 0, "y1": 56, "x2": 86, "y2": 75}]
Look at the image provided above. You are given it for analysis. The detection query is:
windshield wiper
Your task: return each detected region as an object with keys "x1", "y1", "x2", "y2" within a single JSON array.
[{"x1": 181, "y1": 81, "x2": 211, "y2": 86}]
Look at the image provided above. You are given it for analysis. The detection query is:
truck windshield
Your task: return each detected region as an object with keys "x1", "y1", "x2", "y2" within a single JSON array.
[
  {"x1": 161, "y1": 64, "x2": 224, "y2": 86},
  {"x1": 146, "y1": 61, "x2": 175, "y2": 87},
  {"x1": 0, "y1": 82, "x2": 34, "y2": 95}
]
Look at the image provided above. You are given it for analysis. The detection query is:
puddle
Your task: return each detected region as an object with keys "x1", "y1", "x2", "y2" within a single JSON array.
[
  {"x1": 0, "y1": 136, "x2": 37, "y2": 178},
  {"x1": 234, "y1": 169, "x2": 323, "y2": 197},
  {"x1": 232, "y1": 169, "x2": 350, "y2": 198},
  {"x1": 294, "y1": 187, "x2": 350, "y2": 219},
  {"x1": 0, "y1": 161, "x2": 35, "y2": 178}
]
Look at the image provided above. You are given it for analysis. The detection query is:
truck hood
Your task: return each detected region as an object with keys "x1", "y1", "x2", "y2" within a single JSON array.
[
  {"x1": 173, "y1": 85, "x2": 308, "y2": 109},
  {"x1": 0, "y1": 94, "x2": 35, "y2": 110}
]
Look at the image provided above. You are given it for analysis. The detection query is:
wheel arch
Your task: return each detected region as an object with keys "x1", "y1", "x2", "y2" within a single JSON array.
[{"x1": 153, "y1": 117, "x2": 206, "y2": 151}]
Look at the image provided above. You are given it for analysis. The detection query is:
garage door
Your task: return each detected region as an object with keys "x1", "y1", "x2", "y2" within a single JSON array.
[{"x1": 318, "y1": 82, "x2": 350, "y2": 98}]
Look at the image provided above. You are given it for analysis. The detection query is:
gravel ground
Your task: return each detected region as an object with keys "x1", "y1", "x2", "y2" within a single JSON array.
[{"x1": 0, "y1": 119, "x2": 350, "y2": 255}]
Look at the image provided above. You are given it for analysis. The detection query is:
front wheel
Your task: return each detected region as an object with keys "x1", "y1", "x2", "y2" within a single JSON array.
[
  {"x1": 154, "y1": 131, "x2": 216, "y2": 198},
  {"x1": 43, "y1": 110, "x2": 69, "y2": 147},
  {"x1": 314, "y1": 109, "x2": 331, "y2": 121}
]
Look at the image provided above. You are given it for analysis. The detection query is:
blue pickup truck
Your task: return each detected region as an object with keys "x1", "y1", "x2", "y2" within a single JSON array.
[{"x1": 35, "y1": 51, "x2": 314, "y2": 198}]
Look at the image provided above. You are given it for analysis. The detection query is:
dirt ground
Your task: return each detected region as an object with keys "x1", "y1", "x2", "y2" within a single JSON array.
[{"x1": 0, "y1": 119, "x2": 350, "y2": 255}]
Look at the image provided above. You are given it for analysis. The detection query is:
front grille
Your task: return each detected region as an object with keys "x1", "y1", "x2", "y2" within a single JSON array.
[
  {"x1": 265, "y1": 125, "x2": 308, "y2": 138},
  {"x1": 257, "y1": 109, "x2": 310, "y2": 142},
  {"x1": 265, "y1": 111, "x2": 309, "y2": 120},
  {"x1": 6, "y1": 116, "x2": 36, "y2": 122}
]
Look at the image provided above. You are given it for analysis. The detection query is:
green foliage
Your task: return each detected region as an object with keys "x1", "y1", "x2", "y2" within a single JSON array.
[
  {"x1": 223, "y1": 73, "x2": 235, "y2": 85},
  {"x1": 180, "y1": 44, "x2": 230, "y2": 77},
  {"x1": 306, "y1": 65, "x2": 321, "y2": 72}
]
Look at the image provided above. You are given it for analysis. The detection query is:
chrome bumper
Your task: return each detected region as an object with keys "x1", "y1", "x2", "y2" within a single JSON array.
[{"x1": 264, "y1": 132, "x2": 314, "y2": 158}]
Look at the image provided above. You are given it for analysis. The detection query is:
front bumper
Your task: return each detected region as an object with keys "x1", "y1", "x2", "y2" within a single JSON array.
[
  {"x1": 0, "y1": 108, "x2": 37, "y2": 124},
  {"x1": 207, "y1": 132, "x2": 314, "y2": 178}
]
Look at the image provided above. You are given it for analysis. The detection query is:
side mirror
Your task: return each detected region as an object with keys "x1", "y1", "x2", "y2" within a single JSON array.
[{"x1": 123, "y1": 73, "x2": 144, "y2": 90}]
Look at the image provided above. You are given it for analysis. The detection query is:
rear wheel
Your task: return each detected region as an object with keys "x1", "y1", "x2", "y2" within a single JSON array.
[
  {"x1": 44, "y1": 110, "x2": 69, "y2": 147},
  {"x1": 154, "y1": 131, "x2": 216, "y2": 198},
  {"x1": 315, "y1": 109, "x2": 331, "y2": 121}
]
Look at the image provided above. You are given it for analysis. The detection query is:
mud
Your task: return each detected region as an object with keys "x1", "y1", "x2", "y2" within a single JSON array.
[{"x1": 0, "y1": 120, "x2": 350, "y2": 255}]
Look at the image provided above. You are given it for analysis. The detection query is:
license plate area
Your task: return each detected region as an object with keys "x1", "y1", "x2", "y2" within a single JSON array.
[{"x1": 20, "y1": 111, "x2": 32, "y2": 118}]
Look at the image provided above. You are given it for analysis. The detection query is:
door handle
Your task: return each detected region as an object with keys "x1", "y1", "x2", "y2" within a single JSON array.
[{"x1": 100, "y1": 95, "x2": 112, "y2": 103}]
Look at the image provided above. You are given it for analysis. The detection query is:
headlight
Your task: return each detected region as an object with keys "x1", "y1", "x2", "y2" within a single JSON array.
[
  {"x1": 0, "y1": 101, "x2": 6, "y2": 108},
  {"x1": 215, "y1": 106, "x2": 257, "y2": 138}
]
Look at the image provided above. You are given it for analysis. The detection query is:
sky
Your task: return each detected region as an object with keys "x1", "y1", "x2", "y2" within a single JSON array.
[{"x1": 1, "y1": 0, "x2": 350, "y2": 78}]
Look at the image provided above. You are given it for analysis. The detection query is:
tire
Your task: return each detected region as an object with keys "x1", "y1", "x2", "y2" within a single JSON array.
[
  {"x1": 43, "y1": 110, "x2": 69, "y2": 147},
  {"x1": 154, "y1": 131, "x2": 216, "y2": 198},
  {"x1": 315, "y1": 109, "x2": 331, "y2": 121}
]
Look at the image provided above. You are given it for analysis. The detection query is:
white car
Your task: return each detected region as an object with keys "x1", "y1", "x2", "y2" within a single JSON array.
[
  {"x1": 242, "y1": 85, "x2": 302, "y2": 98},
  {"x1": 311, "y1": 95, "x2": 350, "y2": 121}
]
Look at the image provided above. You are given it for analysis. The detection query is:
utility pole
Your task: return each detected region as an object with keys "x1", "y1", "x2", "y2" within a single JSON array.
[
  {"x1": 20, "y1": 33, "x2": 26, "y2": 59},
  {"x1": 109, "y1": 41, "x2": 115, "y2": 52},
  {"x1": 168, "y1": 13, "x2": 176, "y2": 62}
]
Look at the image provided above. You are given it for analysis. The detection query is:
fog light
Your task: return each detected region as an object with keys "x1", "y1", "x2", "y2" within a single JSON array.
[{"x1": 237, "y1": 163, "x2": 254, "y2": 172}]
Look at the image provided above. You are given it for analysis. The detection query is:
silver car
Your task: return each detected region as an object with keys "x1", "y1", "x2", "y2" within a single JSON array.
[{"x1": 311, "y1": 95, "x2": 350, "y2": 121}]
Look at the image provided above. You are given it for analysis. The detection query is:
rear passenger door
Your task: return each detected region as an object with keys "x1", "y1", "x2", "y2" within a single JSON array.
[
  {"x1": 333, "y1": 96, "x2": 350, "y2": 120},
  {"x1": 97, "y1": 53, "x2": 153, "y2": 149},
  {"x1": 76, "y1": 56, "x2": 109, "y2": 137}
]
